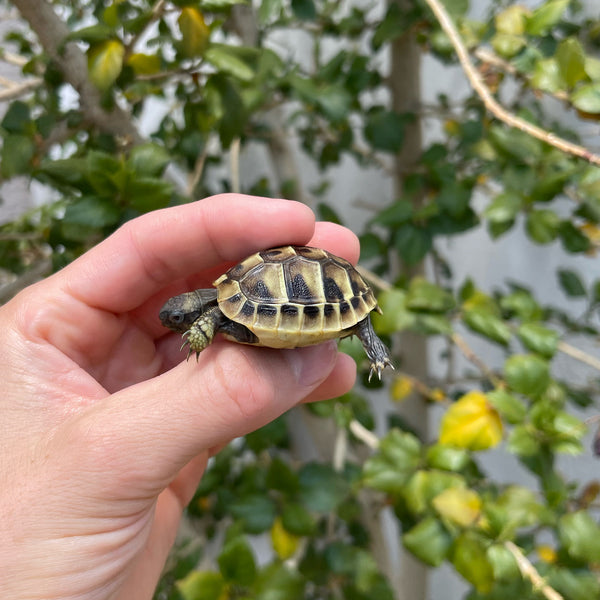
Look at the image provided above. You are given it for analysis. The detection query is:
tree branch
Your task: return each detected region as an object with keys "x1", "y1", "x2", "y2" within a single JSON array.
[
  {"x1": 423, "y1": 0, "x2": 600, "y2": 167},
  {"x1": 504, "y1": 541, "x2": 564, "y2": 600},
  {"x1": 10, "y1": 0, "x2": 141, "y2": 144}
]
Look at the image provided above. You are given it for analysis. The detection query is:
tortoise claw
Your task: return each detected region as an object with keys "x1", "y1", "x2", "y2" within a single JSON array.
[{"x1": 368, "y1": 358, "x2": 395, "y2": 382}]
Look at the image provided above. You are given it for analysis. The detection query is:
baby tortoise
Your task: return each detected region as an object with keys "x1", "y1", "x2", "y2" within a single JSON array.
[{"x1": 159, "y1": 245, "x2": 393, "y2": 380}]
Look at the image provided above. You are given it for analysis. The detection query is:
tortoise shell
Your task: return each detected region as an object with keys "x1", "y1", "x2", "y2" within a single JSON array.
[{"x1": 213, "y1": 245, "x2": 378, "y2": 348}]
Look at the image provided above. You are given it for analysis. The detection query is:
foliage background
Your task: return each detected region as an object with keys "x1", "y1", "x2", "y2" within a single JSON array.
[{"x1": 1, "y1": 0, "x2": 600, "y2": 598}]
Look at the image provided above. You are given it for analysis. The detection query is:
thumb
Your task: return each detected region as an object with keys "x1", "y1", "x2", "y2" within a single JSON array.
[{"x1": 65, "y1": 340, "x2": 347, "y2": 490}]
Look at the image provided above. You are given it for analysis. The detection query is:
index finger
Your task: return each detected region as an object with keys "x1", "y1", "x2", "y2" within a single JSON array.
[{"x1": 58, "y1": 194, "x2": 318, "y2": 313}]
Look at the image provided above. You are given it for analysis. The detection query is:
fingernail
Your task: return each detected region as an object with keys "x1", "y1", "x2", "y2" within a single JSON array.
[{"x1": 285, "y1": 341, "x2": 337, "y2": 387}]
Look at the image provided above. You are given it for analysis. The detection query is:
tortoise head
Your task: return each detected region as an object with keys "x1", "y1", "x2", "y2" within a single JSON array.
[{"x1": 159, "y1": 289, "x2": 218, "y2": 333}]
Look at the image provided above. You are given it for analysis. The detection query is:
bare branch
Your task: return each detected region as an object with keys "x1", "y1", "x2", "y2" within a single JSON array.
[
  {"x1": 349, "y1": 420, "x2": 380, "y2": 450},
  {"x1": 451, "y1": 332, "x2": 503, "y2": 388},
  {"x1": 558, "y1": 340, "x2": 600, "y2": 372},
  {"x1": 11, "y1": 0, "x2": 141, "y2": 144},
  {"x1": 423, "y1": 0, "x2": 600, "y2": 167},
  {"x1": 505, "y1": 541, "x2": 564, "y2": 600},
  {"x1": 0, "y1": 77, "x2": 42, "y2": 101}
]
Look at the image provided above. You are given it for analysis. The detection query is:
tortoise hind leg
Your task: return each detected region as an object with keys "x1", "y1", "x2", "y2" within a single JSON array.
[{"x1": 355, "y1": 316, "x2": 394, "y2": 381}]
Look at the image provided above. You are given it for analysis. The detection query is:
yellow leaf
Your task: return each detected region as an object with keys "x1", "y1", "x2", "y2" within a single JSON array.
[
  {"x1": 432, "y1": 487, "x2": 482, "y2": 527},
  {"x1": 537, "y1": 545, "x2": 557, "y2": 563},
  {"x1": 178, "y1": 7, "x2": 210, "y2": 58},
  {"x1": 127, "y1": 53, "x2": 161, "y2": 75},
  {"x1": 439, "y1": 391, "x2": 503, "y2": 451},
  {"x1": 88, "y1": 39, "x2": 124, "y2": 91},
  {"x1": 271, "y1": 517, "x2": 299, "y2": 560},
  {"x1": 391, "y1": 376, "x2": 413, "y2": 402}
]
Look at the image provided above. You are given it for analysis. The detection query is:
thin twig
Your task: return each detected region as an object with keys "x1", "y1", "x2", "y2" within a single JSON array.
[
  {"x1": 0, "y1": 77, "x2": 42, "y2": 101},
  {"x1": 557, "y1": 340, "x2": 600, "y2": 372},
  {"x1": 505, "y1": 541, "x2": 564, "y2": 600},
  {"x1": 349, "y1": 420, "x2": 380, "y2": 450},
  {"x1": 187, "y1": 147, "x2": 208, "y2": 197},
  {"x1": 0, "y1": 49, "x2": 28, "y2": 67},
  {"x1": 423, "y1": 0, "x2": 600, "y2": 166},
  {"x1": 230, "y1": 137, "x2": 241, "y2": 194},
  {"x1": 451, "y1": 332, "x2": 503, "y2": 388}
]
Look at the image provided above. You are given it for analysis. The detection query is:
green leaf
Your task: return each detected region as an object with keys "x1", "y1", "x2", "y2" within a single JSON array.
[
  {"x1": 556, "y1": 38, "x2": 587, "y2": 88},
  {"x1": 314, "y1": 84, "x2": 352, "y2": 122},
  {"x1": 487, "y1": 544, "x2": 520, "y2": 581},
  {"x1": 258, "y1": 0, "x2": 282, "y2": 24},
  {"x1": 207, "y1": 73, "x2": 246, "y2": 148},
  {"x1": 266, "y1": 457, "x2": 299, "y2": 494},
  {"x1": 525, "y1": 0, "x2": 570, "y2": 36},
  {"x1": 491, "y1": 33, "x2": 526, "y2": 58},
  {"x1": 298, "y1": 463, "x2": 350, "y2": 512},
  {"x1": 404, "y1": 470, "x2": 467, "y2": 515},
  {"x1": 406, "y1": 277, "x2": 455, "y2": 313},
  {"x1": 205, "y1": 44, "x2": 255, "y2": 82},
  {"x1": 495, "y1": 5, "x2": 528, "y2": 35},
  {"x1": 371, "y1": 288, "x2": 415, "y2": 335},
  {"x1": 548, "y1": 566, "x2": 600, "y2": 600},
  {"x1": 451, "y1": 533, "x2": 494, "y2": 593},
  {"x1": 128, "y1": 143, "x2": 171, "y2": 177},
  {"x1": 126, "y1": 177, "x2": 173, "y2": 213},
  {"x1": 62, "y1": 196, "x2": 121, "y2": 228},
  {"x1": 362, "y1": 430, "x2": 421, "y2": 494},
  {"x1": 217, "y1": 537, "x2": 257, "y2": 586},
  {"x1": 1, "y1": 134, "x2": 34, "y2": 178},
  {"x1": 500, "y1": 289, "x2": 543, "y2": 321},
  {"x1": 281, "y1": 503, "x2": 316, "y2": 536},
  {"x1": 531, "y1": 58, "x2": 565, "y2": 93},
  {"x1": 403, "y1": 517, "x2": 452, "y2": 567},
  {"x1": 253, "y1": 564, "x2": 305, "y2": 600},
  {"x1": 291, "y1": 0, "x2": 316, "y2": 20},
  {"x1": 176, "y1": 570, "x2": 225, "y2": 600},
  {"x1": 559, "y1": 221, "x2": 591, "y2": 253},
  {"x1": 557, "y1": 268, "x2": 587, "y2": 297},
  {"x1": 559, "y1": 511, "x2": 600, "y2": 562},
  {"x1": 572, "y1": 83, "x2": 600, "y2": 114},
  {"x1": 463, "y1": 307, "x2": 512, "y2": 346},
  {"x1": 517, "y1": 323, "x2": 559, "y2": 358},
  {"x1": 372, "y1": 200, "x2": 413, "y2": 227},
  {"x1": 525, "y1": 209, "x2": 561, "y2": 244},
  {"x1": 229, "y1": 494, "x2": 277, "y2": 534},
  {"x1": 67, "y1": 24, "x2": 115, "y2": 44},
  {"x1": 504, "y1": 354, "x2": 550, "y2": 397},
  {"x1": 425, "y1": 445, "x2": 470, "y2": 472},
  {"x1": 393, "y1": 224, "x2": 432, "y2": 265},
  {"x1": 487, "y1": 389, "x2": 527, "y2": 424},
  {"x1": 508, "y1": 424, "x2": 540, "y2": 456},
  {"x1": 372, "y1": 2, "x2": 406, "y2": 50},
  {"x1": 364, "y1": 109, "x2": 406, "y2": 153},
  {"x1": 484, "y1": 192, "x2": 522, "y2": 224},
  {"x1": 1, "y1": 101, "x2": 30, "y2": 134}
]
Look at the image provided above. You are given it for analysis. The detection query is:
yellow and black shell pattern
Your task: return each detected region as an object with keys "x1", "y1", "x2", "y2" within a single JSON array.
[{"x1": 213, "y1": 245, "x2": 379, "y2": 348}]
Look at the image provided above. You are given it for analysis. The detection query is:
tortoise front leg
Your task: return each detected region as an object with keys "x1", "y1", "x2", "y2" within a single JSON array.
[
  {"x1": 183, "y1": 306, "x2": 226, "y2": 359},
  {"x1": 355, "y1": 316, "x2": 394, "y2": 381}
]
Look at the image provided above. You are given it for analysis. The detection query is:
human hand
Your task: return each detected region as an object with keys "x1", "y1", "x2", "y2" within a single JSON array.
[{"x1": 0, "y1": 194, "x2": 357, "y2": 600}]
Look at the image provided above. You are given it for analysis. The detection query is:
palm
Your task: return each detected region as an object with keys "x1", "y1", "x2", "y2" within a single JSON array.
[{"x1": 1, "y1": 196, "x2": 358, "y2": 599}]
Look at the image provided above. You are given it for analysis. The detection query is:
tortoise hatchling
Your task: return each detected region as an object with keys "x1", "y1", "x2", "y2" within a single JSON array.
[{"x1": 159, "y1": 245, "x2": 393, "y2": 380}]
